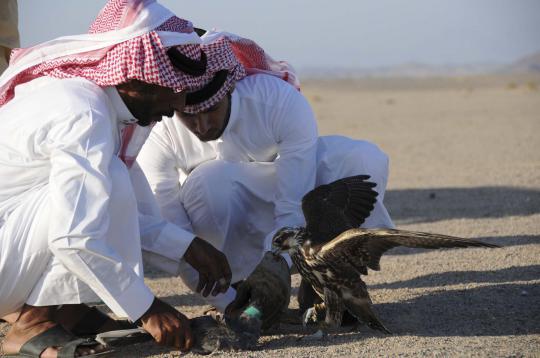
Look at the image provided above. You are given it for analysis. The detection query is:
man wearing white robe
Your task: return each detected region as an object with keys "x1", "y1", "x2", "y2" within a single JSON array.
[
  {"x1": 138, "y1": 33, "x2": 394, "y2": 324},
  {"x1": 0, "y1": 1, "x2": 243, "y2": 356}
]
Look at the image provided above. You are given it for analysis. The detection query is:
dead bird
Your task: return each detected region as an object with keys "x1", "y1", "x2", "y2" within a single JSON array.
[{"x1": 272, "y1": 175, "x2": 499, "y2": 339}]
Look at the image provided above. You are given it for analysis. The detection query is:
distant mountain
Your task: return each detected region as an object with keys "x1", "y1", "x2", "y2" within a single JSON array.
[
  {"x1": 299, "y1": 51, "x2": 540, "y2": 78},
  {"x1": 356, "y1": 62, "x2": 501, "y2": 77},
  {"x1": 503, "y1": 52, "x2": 540, "y2": 74},
  {"x1": 300, "y1": 63, "x2": 499, "y2": 79}
]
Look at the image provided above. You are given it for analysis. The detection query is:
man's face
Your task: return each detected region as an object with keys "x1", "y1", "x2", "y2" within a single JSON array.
[
  {"x1": 116, "y1": 80, "x2": 187, "y2": 127},
  {"x1": 177, "y1": 93, "x2": 231, "y2": 142}
]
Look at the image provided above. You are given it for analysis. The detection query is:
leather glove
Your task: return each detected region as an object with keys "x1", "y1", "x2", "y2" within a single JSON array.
[{"x1": 226, "y1": 251, "x2": 291, "y2": 330}]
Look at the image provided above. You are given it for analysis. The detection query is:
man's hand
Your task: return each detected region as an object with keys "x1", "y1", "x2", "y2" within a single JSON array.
[
  {"x1": 183, "y1": 237, "x2": 232, "y2": 297},
  {"x1": 226, "y1": 252, "x2": 291, "y2": 330},
  {"x1": 139, "y1": 298, "x2": 193, "y2": 351}
]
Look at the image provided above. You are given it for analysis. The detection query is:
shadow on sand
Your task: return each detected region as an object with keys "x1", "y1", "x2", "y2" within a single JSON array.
[
  {"x1": 112, "y1": 270, "x2": 539, "y2": 356},
  {"x1": 385, "y1": 186, "x2": 540, "y2": 224},
  {"x1": 158, "y1": 292, "x2": 205, "y2": 308},
  {"x1": 263, "y1": 280, "x2": 539, "y2": 351},
  {"x1": 125, "y1": 186, "x2": 539, "y2": 355},
  {"x1": 370, "y1": 264, "x2": 539, "y2": 289}
]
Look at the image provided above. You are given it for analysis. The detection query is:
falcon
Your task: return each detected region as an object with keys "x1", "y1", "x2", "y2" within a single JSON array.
[{"x1": 272, "y1": 175, "x2": 498, "y2": 338}]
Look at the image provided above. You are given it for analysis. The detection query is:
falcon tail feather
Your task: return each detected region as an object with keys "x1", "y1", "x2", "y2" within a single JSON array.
[{"x1": 344, "y1": 300, "x2": 391, "y2": 334}]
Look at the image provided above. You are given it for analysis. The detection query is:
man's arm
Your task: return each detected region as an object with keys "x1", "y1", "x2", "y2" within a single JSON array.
[
  {"x1": 226, "y1": 82, "x2": 318, "y2": 328},
  {"x1": 266, "y1": 87, "x2": 319, "y2": 248},
  {"x1": 47, "y1": 105, "x2": 212, "y2": 351},
  {"x1": 136, "y1": 125, "x2": 194, "y2": 231},
  {"x1": 130, "y1": 160, "x2": 232, "y2": 296},
  {"x1": 130, "y1": 160, "x2": 195, "y2": 266},
  {"x1": 48, "y1": 108, "x2": 154, "y2": 321}
]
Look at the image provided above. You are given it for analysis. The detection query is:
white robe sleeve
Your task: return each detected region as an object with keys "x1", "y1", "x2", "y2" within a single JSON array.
[
  {"x1": 47, "y1": 107, "x2": 154, "y2": 321},
  {"x1": 265, "y1": 89, "x2": 318, "y2": 249},
  {"x1": 129, "y1": 161, "x2": 196, "y2": 273},
  {"x1": 137, "y1": 126, "x2": 194, "y2": 232}
]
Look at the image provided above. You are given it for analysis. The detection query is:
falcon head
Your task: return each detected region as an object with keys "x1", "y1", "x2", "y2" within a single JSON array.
[{"x1": 272, "y1": 227, "x2": 306, "y2": 254}]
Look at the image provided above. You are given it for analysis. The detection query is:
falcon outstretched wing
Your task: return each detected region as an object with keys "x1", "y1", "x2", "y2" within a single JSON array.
[
  {"x1": 317, "y1": 228, "x2": 499, "y2": 275},
  {"x1": 301, "y1": 175, "x2": 379, "y2": 245}
]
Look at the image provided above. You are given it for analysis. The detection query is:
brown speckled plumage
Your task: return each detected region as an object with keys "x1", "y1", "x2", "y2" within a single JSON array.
[{"x1": 272, "y1": 175, "x2": 498, "y2": 334}]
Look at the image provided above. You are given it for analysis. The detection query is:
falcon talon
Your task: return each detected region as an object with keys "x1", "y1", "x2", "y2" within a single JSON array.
[{"x1": 301, "y1": 307, "x2": 317, "y2": 327}]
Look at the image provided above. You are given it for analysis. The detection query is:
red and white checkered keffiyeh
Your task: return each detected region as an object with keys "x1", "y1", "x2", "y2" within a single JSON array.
[
  {"x1": 0, "y1": 0, "x2": 218, "y2": 167},
  {"x1": 0, "y1": 0, "x2": 206, "y2": 107},
  {"x1": 183, "y1": 30, "x2": 300, "y2": 114}
]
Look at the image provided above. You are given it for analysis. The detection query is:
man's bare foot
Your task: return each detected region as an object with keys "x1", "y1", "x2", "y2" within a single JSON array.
[{"x1": 2, "y1": 305, "x2": 107, "y2": 357}]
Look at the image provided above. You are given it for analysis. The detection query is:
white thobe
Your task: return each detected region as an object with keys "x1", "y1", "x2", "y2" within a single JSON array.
[
  {"x1": 138, "y1": 74, "x2": 394, "y2": 311},
  {"x1": 0, "y1": 76, "x2": 195, "y2": 321}
]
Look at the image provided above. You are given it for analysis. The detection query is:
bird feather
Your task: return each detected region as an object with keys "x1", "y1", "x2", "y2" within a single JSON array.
[
  {"x1": 302, "y1": 175, "x2": 378, "y2": 244},
  {"x1": 318, "y1": 228, "x2": 499, "y2": 273}
]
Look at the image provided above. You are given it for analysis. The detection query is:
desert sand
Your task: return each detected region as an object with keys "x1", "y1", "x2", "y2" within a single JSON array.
[{"x1": 1, "y1": 74, "x2": 539, "y2": 357}]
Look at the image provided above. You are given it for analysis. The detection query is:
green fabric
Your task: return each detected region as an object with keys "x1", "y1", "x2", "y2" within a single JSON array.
[{"x1": 243, "y1": 306, "x2": 262, "y2": 320}]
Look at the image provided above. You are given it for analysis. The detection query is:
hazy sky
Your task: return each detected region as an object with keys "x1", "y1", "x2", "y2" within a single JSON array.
[{"x1": 18, "y1": 0, "x2": 540, "y2": 71}]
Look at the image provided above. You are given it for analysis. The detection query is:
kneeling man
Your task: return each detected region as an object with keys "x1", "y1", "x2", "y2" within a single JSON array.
[
  {"x1": 138, "y1": 31, "x2": 394, "y2": 328},
  {"x1": 0, "y1": 2, "x2": 239, "y2": 356}
]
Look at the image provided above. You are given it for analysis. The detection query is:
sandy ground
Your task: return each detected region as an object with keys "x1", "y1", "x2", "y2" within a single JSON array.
[{"x1": 2, "y1": 75, "x2": 539, "y2": 357}]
